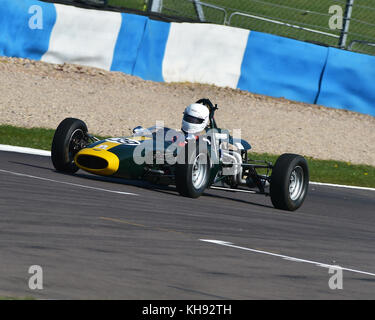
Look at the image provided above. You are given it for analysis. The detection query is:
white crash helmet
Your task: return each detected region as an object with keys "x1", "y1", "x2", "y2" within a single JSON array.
[{"x1": 181, "y1": 103, "x2": 209, "y2": 134}]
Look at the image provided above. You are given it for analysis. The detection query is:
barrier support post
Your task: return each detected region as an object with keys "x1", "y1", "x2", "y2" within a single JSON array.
[
  {"x1": 339, "y1": 0, "x2": 355, "y2": 49},
  {"x1": 148, "y1": 0, "x2": 163, "y2": 13},
  {"x1": 193, "y1": 0, "x2": 206, "y2": 22}
]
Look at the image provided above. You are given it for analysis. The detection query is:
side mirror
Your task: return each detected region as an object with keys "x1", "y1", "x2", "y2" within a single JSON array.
[{"x1": 132, "y1": 126, "x2": 144, "y2": 134}]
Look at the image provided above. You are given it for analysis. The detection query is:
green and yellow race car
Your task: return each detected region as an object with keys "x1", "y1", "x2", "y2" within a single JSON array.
[{"x1": 51, "y1": 98, "x2": 309, "y2": 211}]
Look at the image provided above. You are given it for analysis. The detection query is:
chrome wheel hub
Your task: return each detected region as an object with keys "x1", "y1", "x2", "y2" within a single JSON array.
[
  {"x1": 289, "y1": 166, "x2": 304, "y2": 201},
  {"x1": 192, "y1": 153, "x2": 207, "y2": 189}
]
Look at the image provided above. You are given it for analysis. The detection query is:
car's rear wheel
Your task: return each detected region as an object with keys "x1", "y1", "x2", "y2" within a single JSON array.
[
  {"x1": 270, "y1": 153, "x2": 309, "y2": 211},
  {"x1": 51, "y1": 118, "x2": 88, "y2": 173},
  {"x1": 175, "y1": 141, "x2": 210, "y2": 198}
]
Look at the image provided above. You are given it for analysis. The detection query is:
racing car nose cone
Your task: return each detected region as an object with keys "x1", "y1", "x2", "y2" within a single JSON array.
[{"x1": 74, "y1": 148, "x2": 119, "y2": 176}]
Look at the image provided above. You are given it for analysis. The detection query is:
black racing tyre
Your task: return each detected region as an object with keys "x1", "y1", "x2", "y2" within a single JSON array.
[
  {"x1": 270, "y1": 153, "x2": 309, "y2": 211},
  {"x1": 175, "y1": 140, "x2": 210, "y2": 198},
  {"x1": 51, "y1": 118, "x2": 88, "y2": 173}
]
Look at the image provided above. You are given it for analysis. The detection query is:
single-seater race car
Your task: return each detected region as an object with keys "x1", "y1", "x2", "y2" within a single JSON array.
[{"x1": 51, "y1": 99, "x2": 309, "y2": 211}]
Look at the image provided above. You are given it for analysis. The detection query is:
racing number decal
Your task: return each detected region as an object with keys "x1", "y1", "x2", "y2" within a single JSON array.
[
  {"x1": 93, "y1": 141, "x2": 121, "y2": 151},
  {"x1": 107, "y1": 137, "x2": 150, "y2": 145},
  {"x1": 93, "y1": 137, "x2": 151, "y2": 150}
]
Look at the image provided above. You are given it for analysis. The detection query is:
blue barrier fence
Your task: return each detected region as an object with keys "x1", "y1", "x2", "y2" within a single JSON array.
[
  {"x1": 238, "y1": 31, "x2": 329, "y2": 105},
  {"x1": 111, "y1": 13, "x2": 147, "y2": 76},
  {"x1": 132, "y1": 18, "x2": 171, "y2": 82},
  {"x1": 317, "y1": 47, "x2": 375, "y2": 116},
  {"x1": 0, "y1": 0, "x2": 374, "y2": 117},
  {"x1": 0, "y1": 0, "x2": 56, "y2": 60}
]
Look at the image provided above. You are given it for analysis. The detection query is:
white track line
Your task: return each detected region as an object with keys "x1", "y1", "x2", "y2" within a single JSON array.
[
  {"x1": 0, "y1": 144, "x2": 374, "y2": 191},
  {"x1": 200, "y1": 239, "x2": 375, "y2": 277},
  {"x1": 0, "y1": 144, "x2": 50, "y2": 156},
  {"x1": 309, "y1": 181, "x2": 375, "y2": 191},
  {"x1": 0, "y1": 169, "x2": 138, "y2": 196}
]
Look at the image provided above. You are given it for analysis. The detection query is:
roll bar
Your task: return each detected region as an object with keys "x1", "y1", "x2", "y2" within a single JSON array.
[{"x1": 195, "y1": 98, "x2": 218, "y2": 129}]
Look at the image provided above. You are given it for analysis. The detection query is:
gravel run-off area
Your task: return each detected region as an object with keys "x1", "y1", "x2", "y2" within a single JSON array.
[{"x1": 0, "y1": 56, "x2": 374, "y2": 166}]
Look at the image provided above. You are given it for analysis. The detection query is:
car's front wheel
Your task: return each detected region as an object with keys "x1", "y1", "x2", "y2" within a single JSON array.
[
  {"x1": 51, "y1": 118, "x2": 88, "y2": 173},
  {"x1": 270, "y1": 153, "x2": 309, "y2": 211}
]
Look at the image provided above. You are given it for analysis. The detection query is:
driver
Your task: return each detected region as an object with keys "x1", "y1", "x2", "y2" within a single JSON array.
[{"x1": 181, "y1": 103, "x2": 209, "y2": 135}]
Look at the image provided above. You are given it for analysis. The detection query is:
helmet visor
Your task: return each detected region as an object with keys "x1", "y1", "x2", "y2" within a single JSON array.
[{"x1": 183, "y1": 113, "x2": 204, "y2": 124}]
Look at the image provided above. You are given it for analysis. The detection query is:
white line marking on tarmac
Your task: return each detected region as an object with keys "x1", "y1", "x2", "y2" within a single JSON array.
[
  {"x1": 309, "y1": 181, "x2": 375, "y2": 191},
  {"x1": 0, "y1": 169, "x2": 138, "y2": 196},
  {"x1": 1, "y1": 144, "x2": 374, "y2": 192},
  {"x1": 0, "y1": 144, "x2": 51, "y2": 157},
  {"x1": 200, "y1": 239, "x2": 375, "y2": 277}
]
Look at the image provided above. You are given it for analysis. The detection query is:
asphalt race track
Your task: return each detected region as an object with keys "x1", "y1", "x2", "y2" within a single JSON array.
[{"x1": 0, "y1": 150, "x2": 374, "y2": 299}]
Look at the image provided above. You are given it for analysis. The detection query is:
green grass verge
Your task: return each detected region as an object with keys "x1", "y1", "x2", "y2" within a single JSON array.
[
  {"x1": 0, "y1": 125, "x2": 55, "y2": 150},
  {"x1": 0, "y1": 124, "x2": 374, "y2": 188},
  {"x1": 248, "y1": 152, "x2": 375, "y2": 189}
]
